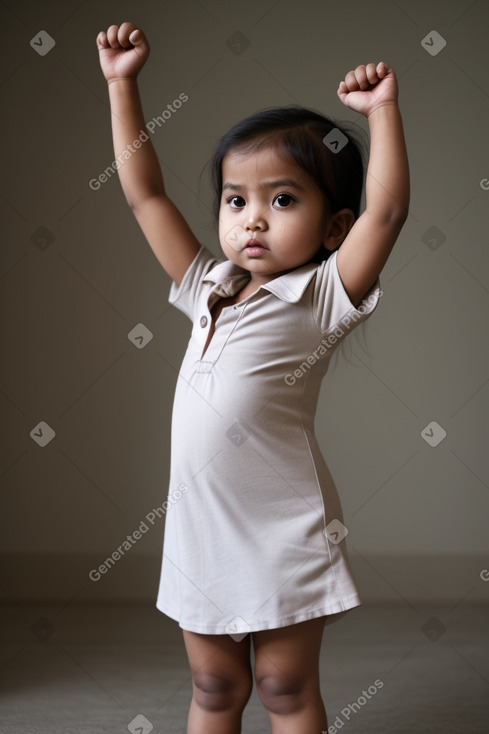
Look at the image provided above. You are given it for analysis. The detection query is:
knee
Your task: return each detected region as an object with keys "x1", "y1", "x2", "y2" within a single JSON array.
[
  {"x1": 192, "y1": 671, "x2": 252, "y2": 712},
  {"x1": 256, "y1": 674, "x2": 306, "y2": 716}
]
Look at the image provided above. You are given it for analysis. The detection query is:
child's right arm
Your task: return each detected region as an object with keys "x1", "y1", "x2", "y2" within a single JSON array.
[{"x1": 97, "y1": 22, "x2": 201, "y2": 286}]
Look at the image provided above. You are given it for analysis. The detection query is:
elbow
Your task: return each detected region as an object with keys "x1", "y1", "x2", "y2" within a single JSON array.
[
  {"x1": 375, "y1": 189, "x2": 410, "y2": 229},
  {"x1": 126, "y1": 196, "x2": 138, "y2": 211},
  {"x1": 397, "y1": 198, "x2": 410, "y2": 223},
  {"x1": 393, "y1": 206, "x2": 409, "y2": 229},
  {"x1": 366, "y1": 204, "x2": 409, "y2": 231},
  {"x1": 395, "y1": 187, "x2": 411, "y2": 226},
  {"x1": 126, "y1": 187, "x2": 166, "y2": 212},
  {"x1": 382, "y1": 201, "x2": 410, "y2": 230},
  {"x1": 385, "y1": 209, "x2": 409, "y2": 243}
]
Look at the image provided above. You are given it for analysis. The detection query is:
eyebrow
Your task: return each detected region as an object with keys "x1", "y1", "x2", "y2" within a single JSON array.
[{"x1": 222, "y1": 178, "x2": 306, "y2": 192}]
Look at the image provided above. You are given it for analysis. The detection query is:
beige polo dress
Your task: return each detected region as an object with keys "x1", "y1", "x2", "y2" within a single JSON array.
[{"x1": 156, "y1": 244, "x2": 381, "y2": 635}]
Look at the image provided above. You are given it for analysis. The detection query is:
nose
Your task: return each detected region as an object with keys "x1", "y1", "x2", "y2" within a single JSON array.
[
  {"x1": 245, "y1": 212, "x2": 266, "y2": 232},
  {"x1": 245, "y1": 201, "x2": 267, "y2": 231}
]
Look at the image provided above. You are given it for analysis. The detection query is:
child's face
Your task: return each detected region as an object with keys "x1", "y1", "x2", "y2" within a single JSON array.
[{"x1": 219, "y1": 146, "x2": 332, "y2": 282}]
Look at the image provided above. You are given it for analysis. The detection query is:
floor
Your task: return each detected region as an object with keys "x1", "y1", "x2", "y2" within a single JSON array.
[{"x1": 1, "y1": 602, "x2": 488, "y2": 733}]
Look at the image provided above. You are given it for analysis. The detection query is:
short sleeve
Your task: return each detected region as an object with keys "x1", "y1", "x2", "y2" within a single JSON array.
[
  {"x1": 312, "y1": 250, "x2": 382, "y2": 336},
  {"x1": 168, "y1": 245, "x2": 219, "y2": 321}
]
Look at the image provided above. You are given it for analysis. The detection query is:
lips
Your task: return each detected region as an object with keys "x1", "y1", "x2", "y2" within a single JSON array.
[
  {"x1": 244, "y1": 240, "x2": 268, "y2": 257},
  {"x1": 246, "y1": 239, "x2": 267, "y2": 249}
]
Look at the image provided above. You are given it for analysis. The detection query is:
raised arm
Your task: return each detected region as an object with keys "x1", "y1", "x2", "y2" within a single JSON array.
[
  {"x1": 97, "y1": 22, "x2": 200, "y2": 286},
  {"x1": 335, "y1": 62, "x2": 410, "y2": 307}
]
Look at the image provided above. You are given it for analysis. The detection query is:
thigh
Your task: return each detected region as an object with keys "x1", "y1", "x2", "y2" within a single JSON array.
[
  {"x1": 252, "y1": 617, "x2": 326, "y2": 684},
  {"x1": 183, "y1": 628, "x2": 253, "y2": 682}
]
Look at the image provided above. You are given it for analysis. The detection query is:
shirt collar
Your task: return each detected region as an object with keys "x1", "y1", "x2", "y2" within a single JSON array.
[{"x1": 202, "y1": 258, "x2": 319, "y2": 303}]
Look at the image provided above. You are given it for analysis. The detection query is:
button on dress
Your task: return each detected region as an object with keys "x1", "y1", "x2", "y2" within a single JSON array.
[{"x1": 156, "y1": 245, "x2": 381, "y2": 634}]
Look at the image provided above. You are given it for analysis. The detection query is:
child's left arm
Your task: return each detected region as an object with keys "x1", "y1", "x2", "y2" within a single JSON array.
[{"x1": 336, "y1": 62, "x2": 409, "y2": 307}]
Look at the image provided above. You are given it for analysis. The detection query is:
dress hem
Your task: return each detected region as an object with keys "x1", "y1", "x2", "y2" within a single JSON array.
[{"x1": 155, "y1": 595, "x2": 362, "y2": 634}]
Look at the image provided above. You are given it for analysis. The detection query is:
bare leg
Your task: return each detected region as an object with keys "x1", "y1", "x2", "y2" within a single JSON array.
[
  {"x1": 253, "y1": 616, "x2": 328, "y2": 734},
  {"x1": 183, "y1": 628, "x2": 253, "y2": 734}
]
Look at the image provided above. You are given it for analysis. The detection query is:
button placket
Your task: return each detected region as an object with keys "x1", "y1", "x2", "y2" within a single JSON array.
[
  {"x1": 193, "y1": 283, "x2": 251, "y2": 365},
  {"x1": 194, "y1": 303, "x2": 212, "y2": 359}
]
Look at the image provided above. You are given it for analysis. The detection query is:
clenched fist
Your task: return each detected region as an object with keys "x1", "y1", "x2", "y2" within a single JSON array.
[
  {"x1": 337, "y1": 62, "x2": 398, "y2": 118},
  {"x1": 97, "y1": 22, "x2": 150, "y2": 82}
]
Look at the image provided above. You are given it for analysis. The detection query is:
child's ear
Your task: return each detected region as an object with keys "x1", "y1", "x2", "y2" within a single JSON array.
[{"x1": 323, "y1": 208, "x2": 356, "y2": 252}]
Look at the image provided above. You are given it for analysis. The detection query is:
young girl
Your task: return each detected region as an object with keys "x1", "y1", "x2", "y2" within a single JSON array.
[{"x1": 97, "y1": 22, "x2": 409, "y2": 734}]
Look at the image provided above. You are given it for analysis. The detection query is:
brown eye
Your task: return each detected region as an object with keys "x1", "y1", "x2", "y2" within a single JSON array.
[
  {"x1": 274, "y1": 193, "x2": 294, "y2": 208},
  {"x1": 229, "y1": 196, "x2": 245, "y2": 209}
]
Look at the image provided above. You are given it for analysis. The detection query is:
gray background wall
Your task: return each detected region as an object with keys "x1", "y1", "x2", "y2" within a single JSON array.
[{"x1": 1, "y1": 0, "x2": 488, "y2": 610}]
